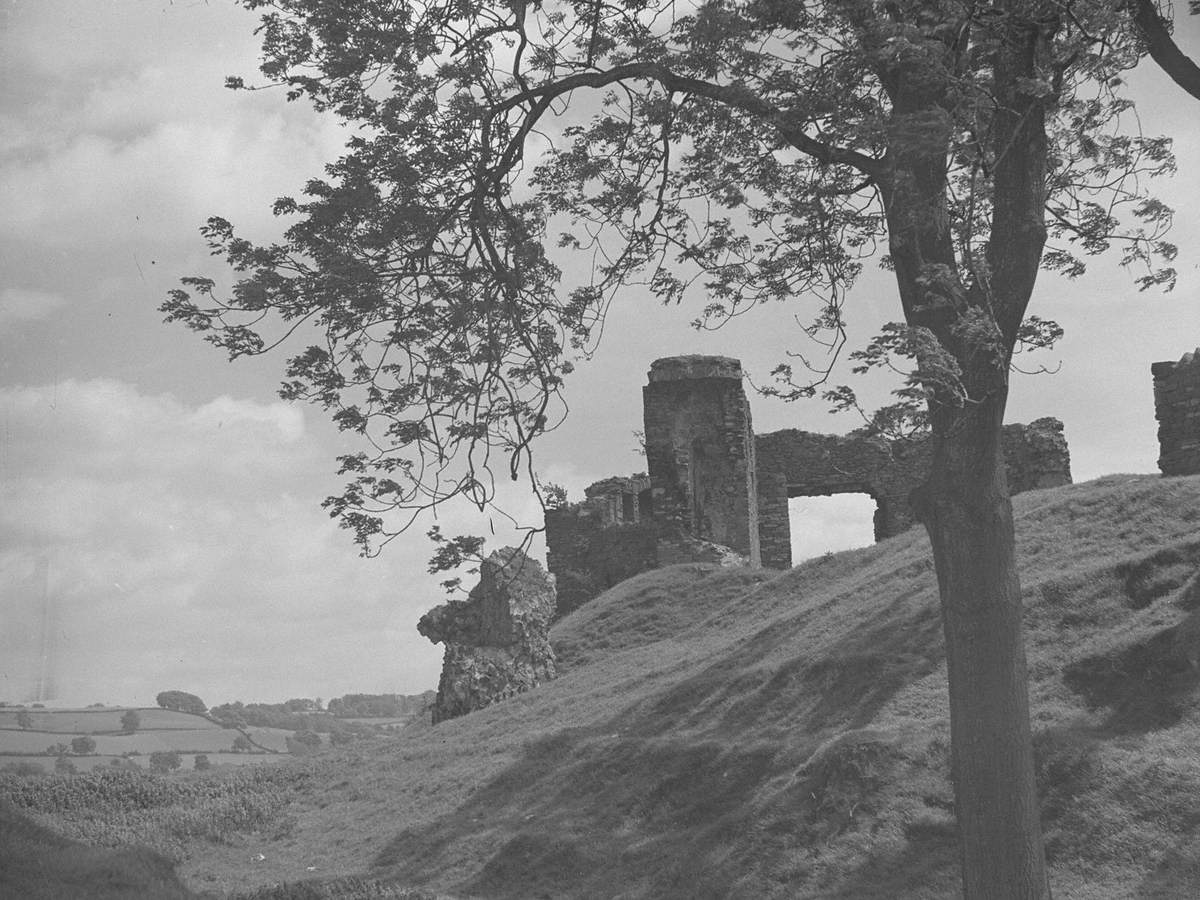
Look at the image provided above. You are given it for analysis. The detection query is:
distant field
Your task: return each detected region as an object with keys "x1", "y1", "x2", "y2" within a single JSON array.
[
  {"x1": 0, "y1": 707, "x2": 303, "y2": 761},
  {"x1": 0, "y1": 708, "x2": 219, "y2": 733},
  {"x1": 243, "y1": 727, "x2": 298, "y2": 752},
  {"x1": 338, "y1": 717, "x2": 412, "y2": 726}
]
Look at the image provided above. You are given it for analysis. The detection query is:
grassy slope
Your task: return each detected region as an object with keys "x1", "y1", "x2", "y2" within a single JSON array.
[{"x1": 20, "y1": 474, "x2": 1200, "y2": 898}]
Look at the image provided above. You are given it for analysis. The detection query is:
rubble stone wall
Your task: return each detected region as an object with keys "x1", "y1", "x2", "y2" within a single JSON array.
[
  {"x1": 417, "y1": 548, "x2": 557, "y2": 724},
  {"x1": 755, "y1": 430, "x2": 924, "y2": 569},
  {"x1": 756, "y1": 418, "x2": 1072, "y2": 568},
  {"x1": 1153, "y1": 349, "x2": 1200, "y2": 476}
]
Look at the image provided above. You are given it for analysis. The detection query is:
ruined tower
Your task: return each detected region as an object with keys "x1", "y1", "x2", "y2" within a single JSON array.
[
  {"x1": 642, "y1": 356, "x2": 761, "y2": 564},
  {"x1": 1153, "y1": 349, "x2": 1200, "y2": 476}
]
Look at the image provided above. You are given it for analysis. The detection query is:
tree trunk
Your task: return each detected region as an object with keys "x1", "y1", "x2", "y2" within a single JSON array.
[{"x1": 914, "y1": 393, "x2": 1050, "y2": 899}]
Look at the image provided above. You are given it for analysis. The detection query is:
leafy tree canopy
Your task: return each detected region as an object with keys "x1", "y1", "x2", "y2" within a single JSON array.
[
  {"x1": 165, "y1": 0, "x2": 1176, "y2": 555},
  {"x1": 163, "y1": 4, "x2": 1191, "y2": 893},
  {"x1": 231, "y1": 734, "x2": 255, "y2": 752}
]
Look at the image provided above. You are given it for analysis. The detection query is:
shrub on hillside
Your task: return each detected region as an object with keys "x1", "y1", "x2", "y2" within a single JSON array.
[
  {"x1": 194, "y1": 754, "x2": 211, "y2": 771},
  {"x1": 286, "y1": 731, "x2": 322, "y2": 756},
  {"x1": 149, "y1": 751, "x2": 183, "y2": 774},
  {"x1": 54, "y1": 756, "x2": 75, "y2": 774},
  {"x1": 70, "y1": 736, "x2": 96, "y2": 755},
  {"x1": 121, "y1": 709, "x2": 141, "y2": 733},
  {"x1": 15, "y1": 709, "x2": 32, "y2": 729}
]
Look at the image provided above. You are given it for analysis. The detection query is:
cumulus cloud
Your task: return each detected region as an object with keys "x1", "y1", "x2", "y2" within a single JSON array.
[
  {"x1": 0, "y1": 0, "x2": 344, "y2": 251},
  {"x1": 0, "y1": 379, "x2": 444, "y2": 706}
]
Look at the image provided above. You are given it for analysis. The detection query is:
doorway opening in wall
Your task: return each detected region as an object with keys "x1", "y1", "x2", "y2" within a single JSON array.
[{"x1": 788, "y1": 493, "x2": 877, "y2": 564}]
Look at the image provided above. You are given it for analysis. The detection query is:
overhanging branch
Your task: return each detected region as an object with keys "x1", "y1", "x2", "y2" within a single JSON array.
[
  {"x1": 490, "y1": 62, "x2": 883, "y2": 179},
  {"x1": 1130, "y1": 0, "x2": 1200, "y2": 100}
]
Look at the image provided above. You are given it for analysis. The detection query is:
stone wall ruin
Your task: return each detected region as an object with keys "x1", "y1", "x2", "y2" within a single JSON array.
[
  {"x1": 1153, "y1": 349, "x2": 1200, "y2": 476},
  {"x1": 756, "y1": 417, "x2": 1071, "y2": 568},
  {"x1": 546, "y1": 355, "x2": 1073, "y2": 604},
  {"x1": 418, "y1": 548, "x2": 557, "y2": 723},
  {"x1": 642, "y1": 356, "x2": 761, "y2": 564}
]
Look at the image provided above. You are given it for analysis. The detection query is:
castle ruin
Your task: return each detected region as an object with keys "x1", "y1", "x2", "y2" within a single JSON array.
[
  {"x1": 546, "y1": 355, "x2": 1073, "y2": 612},
  {"x1": 1153, "y1": 349, "x2": 1200, "y2": 476},
  {"x1": 418, "y1": 548, "x2": 558, "y2": 723}
]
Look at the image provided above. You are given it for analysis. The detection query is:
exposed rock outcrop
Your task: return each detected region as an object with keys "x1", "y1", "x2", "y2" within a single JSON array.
[{"x1": 417, "y1": 548, "x2": 557, "y2": 724}]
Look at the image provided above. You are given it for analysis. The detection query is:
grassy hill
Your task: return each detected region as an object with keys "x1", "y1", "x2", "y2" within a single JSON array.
[{"x1": 6, "y1": 474, "x2": 1200, "y2": 898}]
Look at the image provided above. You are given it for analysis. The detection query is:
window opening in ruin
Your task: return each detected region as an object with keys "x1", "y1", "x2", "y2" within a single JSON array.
[
  {"x1": 788, "y1": 494, "x2": 877, "y2": 563},
  {"x1": 621, "y1": 492, "x2": 636, "y2": 523}
]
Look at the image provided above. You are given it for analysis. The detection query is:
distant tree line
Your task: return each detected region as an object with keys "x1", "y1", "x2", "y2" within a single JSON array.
[
  {"x1": 325, "y1": 692, "x2": 434, "y2": 719},
  {"x1": 208, "y1": 700, "x2": 335, "y2": 732},
  {"x1": 208, "y1": 692, "x2": 433, "y2": 734}
]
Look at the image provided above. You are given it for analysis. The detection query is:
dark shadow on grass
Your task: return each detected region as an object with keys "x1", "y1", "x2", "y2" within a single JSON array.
[
  {"x1": 0, "y1": 801, "x2": 195, "y2": 900},
  {"x1": 812, "y1": 817, "x2": 960, "y2": 899},
  {"x1": 1062, "y1": 620, "x2": 1200, "y2": 734},
  {"x1": 1113, "y1": 543, "x2": 1200, "y2": 610},
  {"x1": 1136, "y1": 838, "x2": 1200, "y2": 899},
  {"x1": 372, "y1": 726, "x2": 779, "y2": 899},
  {"x1": 625, "y1": 582, "x2": 944, "y2": 740}
]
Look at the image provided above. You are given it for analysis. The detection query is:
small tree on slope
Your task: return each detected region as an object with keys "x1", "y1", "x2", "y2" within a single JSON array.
[{"x1": 164, "y1": 2, "x2": 1183, "y2": 896}]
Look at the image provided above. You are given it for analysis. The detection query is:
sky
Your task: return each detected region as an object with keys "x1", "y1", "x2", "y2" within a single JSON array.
[{"x1": 1, "y1": 1, "x2": 1198, "y2": 708}]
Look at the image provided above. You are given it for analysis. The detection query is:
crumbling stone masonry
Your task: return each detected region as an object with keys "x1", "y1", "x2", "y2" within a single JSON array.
[
  {"x1": 544, "y1": 475, "x2": 658, "y2": 618},
  {"x1": 544, "y1": 355, "x2": 1073, "y2": 606},
  {"x1": 417, "y1": 548, "x2": 557, "y2": 724},
  {"x1": 1153, "y1": 349, "x2": 1200, "y2": 476},
  {"x1": 756, "y1": 417, "x2": 1072, "y2": 568},
  {"x1": 642, "y1": 356, "x2": 761, "y2": 564}
]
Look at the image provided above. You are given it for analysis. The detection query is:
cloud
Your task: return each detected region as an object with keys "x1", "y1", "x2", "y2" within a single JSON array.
[
  {"x1": 0, "y1": 1, "x2": 344, "y2": 252},
  {"x1": 0, "y1": 288, "x2": 66, "y2": 325},
  {"x1": 0, "y1": 379, "x2": 444, "y2": 706}
]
